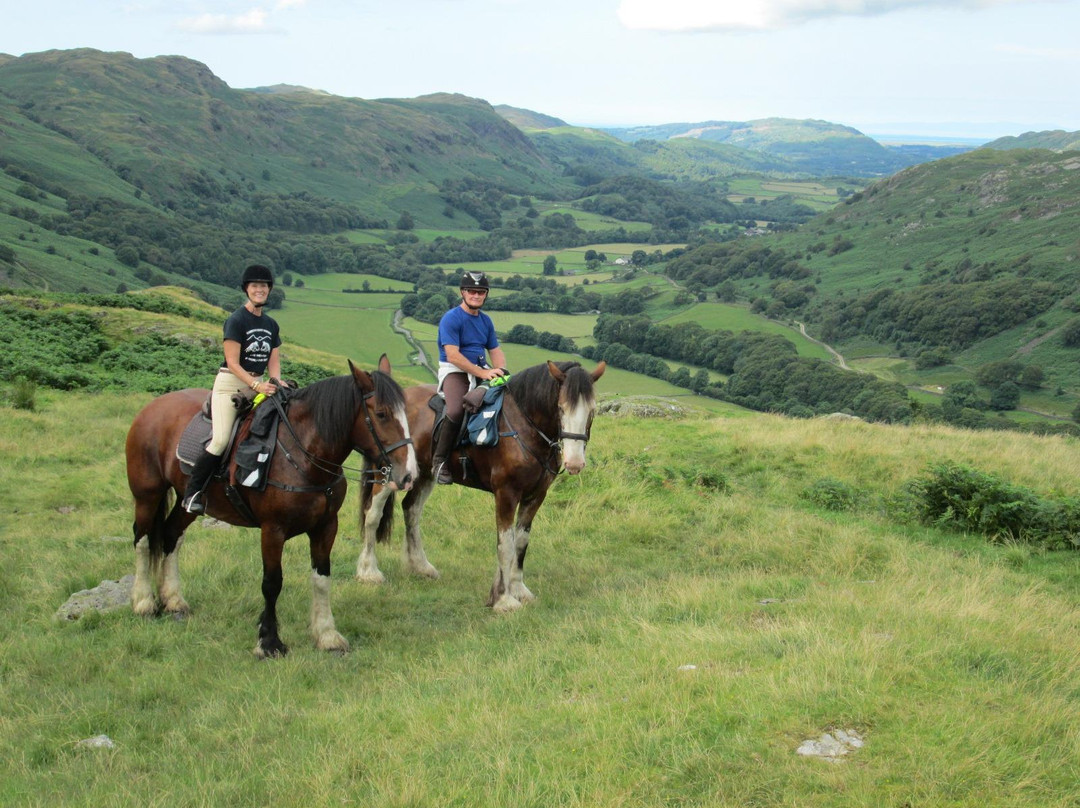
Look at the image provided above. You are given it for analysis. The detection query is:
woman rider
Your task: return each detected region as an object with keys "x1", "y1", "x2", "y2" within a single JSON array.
[
  {"x1": 181, "y1": 264, "x2": 283, "y2": 513},
  {"x1": 431, "y1": 271, "x2": 507, "y2": 484}
]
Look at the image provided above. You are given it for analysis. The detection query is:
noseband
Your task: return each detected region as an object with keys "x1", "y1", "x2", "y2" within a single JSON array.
[{"x1": 360, "y1": 389, "x2": 414, "y2": 486}]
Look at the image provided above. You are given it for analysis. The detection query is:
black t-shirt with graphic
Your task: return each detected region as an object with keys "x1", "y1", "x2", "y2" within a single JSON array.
[{"x1": 221, "y1": 306, "x2": 281, "y2": 375}]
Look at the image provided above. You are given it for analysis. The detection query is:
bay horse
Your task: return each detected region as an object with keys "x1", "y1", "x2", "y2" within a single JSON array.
[
  {"x1": 125, "y1": 356, "x2": 418, "y2": 658},
  {"x1": 356, "y1": 360, "x2": 605, "y2": 612}
]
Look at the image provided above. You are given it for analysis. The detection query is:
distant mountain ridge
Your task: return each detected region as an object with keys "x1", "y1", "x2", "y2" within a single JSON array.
[
  {"x1": 597, "y1": 116, "x2": 972, "y2": 176},
  {"x1": 986, "y1": 129, "x2": 1080, "y2": 152},
  {"x1": 0, "y1": 49, "x2": 567, "y2": 225}
]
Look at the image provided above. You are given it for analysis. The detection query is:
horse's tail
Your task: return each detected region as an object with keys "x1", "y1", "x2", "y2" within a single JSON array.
[
  {"x1": 146, "y1": 492, "x2": 171, "y2": 566},
  {"x1": 359, "y1": 462, "x2": 396, "y2": 543}
]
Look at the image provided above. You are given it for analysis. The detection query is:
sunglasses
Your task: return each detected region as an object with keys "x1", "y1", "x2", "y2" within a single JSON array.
[{"x1": 463, "y1": 288, "x2": 488, "y2": 295}]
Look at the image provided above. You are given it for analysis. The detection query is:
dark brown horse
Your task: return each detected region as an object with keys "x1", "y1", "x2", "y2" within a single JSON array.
[
  {"x1": 125, "y1": 356, "x2": 418, "y2": 658},
  {"x1": 357, "y1": 360, "x2": 605, "y2": 612}
]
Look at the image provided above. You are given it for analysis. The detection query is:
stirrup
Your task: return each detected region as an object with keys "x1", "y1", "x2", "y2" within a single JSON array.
[
  {"x1": 434, "y1": 462, "x2": 453, "y2": 485},
  {"x1": 182, "y1": 492, "x2": 205, "y2": 514}
]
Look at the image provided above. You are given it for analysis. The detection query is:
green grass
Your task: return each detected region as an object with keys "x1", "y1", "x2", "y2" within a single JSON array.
[
  {"x1": 4, "y1": 392, "x2": 1080, "y2": 806},
  {"x1": 725, "y1": 177, "x2": 857, "y2": 211}
]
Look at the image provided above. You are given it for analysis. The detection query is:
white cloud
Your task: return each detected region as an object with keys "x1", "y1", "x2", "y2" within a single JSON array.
[
  {"x1": 176, "y1": 8, "x2": 273, "y2": 34},
  {"x1": 617, "y1": 0, "x2": 1051, "y2": 32},
  {"x1": 275, "y1": 0, "x2": 308, "y2": 8}
]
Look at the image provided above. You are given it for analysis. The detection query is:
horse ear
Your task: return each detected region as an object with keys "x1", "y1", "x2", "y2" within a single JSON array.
[
  {"x1": 349, "y1": 359, "x2": 374, "y2": 393},
  {"x1": 378, "y1": 353, "x2": 392, "y2": 376},
  {"x1": 546, "y1": 361, "x2": 566, "y2": 383},
  {"x1": 591, "y1": 361, "x2": 607, "y2": 382}
]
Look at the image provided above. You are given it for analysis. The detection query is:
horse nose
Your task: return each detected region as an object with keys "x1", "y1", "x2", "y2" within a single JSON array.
[{"x1": 564, "y1": 457, "x2": 585, "y2": 475}]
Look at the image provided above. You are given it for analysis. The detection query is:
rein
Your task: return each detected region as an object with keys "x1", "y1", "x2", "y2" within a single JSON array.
[
  {"x1": 502, "y1": 388, "x2": 591, "y2": 478},
  {"x1": 266, "y1": 388, "x2": 412, "y2": 489}
]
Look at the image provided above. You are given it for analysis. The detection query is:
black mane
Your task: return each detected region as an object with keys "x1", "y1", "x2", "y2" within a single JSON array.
[
  {"x1": 291, "y1": 371, "x2": 405, "y2": 436},
  {"x1": 506, "y1": 361, "x2": 595, "y2": 415}
]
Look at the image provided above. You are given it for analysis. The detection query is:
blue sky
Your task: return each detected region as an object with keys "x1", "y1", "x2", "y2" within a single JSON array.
[{"x1": 2, "y1": 0, "x2": 1077, "y2": 138}]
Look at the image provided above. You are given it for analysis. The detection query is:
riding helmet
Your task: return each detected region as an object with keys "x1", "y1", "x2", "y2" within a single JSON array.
[
  {"x1": 459, "y1": 271, "x2": 489, "y2": 291},
  {"x1": 241, "y1": 264, "x2": 274, "y2": 291}
]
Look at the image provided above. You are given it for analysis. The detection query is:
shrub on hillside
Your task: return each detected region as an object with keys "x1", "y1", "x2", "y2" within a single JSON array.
[
  {"x1": 801, "y1": 478, "x2": 863, "y2": 512},
  {"x1": 907, "y1": 462, "x2": 1080, "y2": 549}
]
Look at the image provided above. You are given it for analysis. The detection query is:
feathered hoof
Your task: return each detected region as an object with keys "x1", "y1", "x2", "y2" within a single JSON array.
[
  {"x1": 491, "y1": 594, "x2": 523, "y2": 614},
  {"x1": 254, "y1": 639, "x2": 289, "y2": 660},
  {"x1": 131, "y1": 596, "x2": 160, "y2": 618},
  {"x1": 315, "y1": 630, "x2": 350, "y2": 655},
  {"x1": 409, "y1": 560, "x2": 441, "y2": 580},
  {"x1": 355, "y1": 568, "x2": 386, "y2": 585},
  {"x1": 162, "y1": 596, "x2": 191, "y2": 616},
  {"x1": 510, "y1": 584, "x2": 535, "y2": 604}
]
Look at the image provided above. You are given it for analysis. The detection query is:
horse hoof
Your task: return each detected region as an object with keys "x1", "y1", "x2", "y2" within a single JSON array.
[
  {"x1": 316, "y1": 631, "x2": 350, "y2": 654},
  {"x1": 254, "y1": 641, "x2": 289, "y2": 660},
  {"x1": 355, "y1": 569, "x2": 386, "y2": 585},
  {"x1": 131, "y1": 597, "x2": 159, "y2": 618},
  {"x1": 510, "y1": 585, "x2": 535, "y2": 604},
  {"x1": 492, "y1": 594, "x2": 523, "y2": 614},
  {"x1": 410, "y1": 562, "x2": 440, "y2": 580},
  {"x1": 163, "y1": 597, "x2": 191, "y2": 616}
]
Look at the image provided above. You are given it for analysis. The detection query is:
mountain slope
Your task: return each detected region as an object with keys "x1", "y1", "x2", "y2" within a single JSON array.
[
  {"x1": 0, "y1": 49, "x2": 571, "y2": 224},
  {"x1": 602, "y1": 117, "x2": 972, "y2": 176},
  {"x1": 662, "y1": 146, "x2": 1080, "y2": 394},
  {"x1": 986, "y1": 130, "x2": 1080, "y2": 152}
]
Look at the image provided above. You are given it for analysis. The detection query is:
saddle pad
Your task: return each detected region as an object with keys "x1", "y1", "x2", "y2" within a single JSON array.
[{"x1": 176, "y1": 413, "x2": 212, "y2": 468}]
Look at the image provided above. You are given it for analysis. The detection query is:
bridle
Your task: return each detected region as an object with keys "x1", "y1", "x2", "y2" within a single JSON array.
[
  {"x1": 503, "y1": 389, "x2": 593, "y2": 478},
  {"x1": 358, "y1": 390, "x2": 414, "y2": 486},
  {"x1": 267, "y1": 388, "x2": 412, "y2": 489}
]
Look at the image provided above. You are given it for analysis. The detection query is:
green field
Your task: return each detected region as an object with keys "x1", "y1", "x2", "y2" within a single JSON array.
[
  {"x1": 6, "y1": 389, "x2": 1080, "y2": 806},
  {"x1": 663, "y1": 303, "x2": 836, "y2": 362}
]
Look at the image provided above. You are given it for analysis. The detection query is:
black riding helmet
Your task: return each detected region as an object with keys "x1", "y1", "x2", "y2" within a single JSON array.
[
  {"x1": 241, "y1": 264, "x2": 274, "y2": 291},
  {"x1": 459, "y1": 271, "x2": 489, "y2": 291}
]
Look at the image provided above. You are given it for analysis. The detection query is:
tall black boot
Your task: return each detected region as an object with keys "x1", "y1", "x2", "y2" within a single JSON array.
[
  {"x1": 431, "y1": 419, "x2": 461, "y2": 485},
  {"x1": 182, "y1": 450, "x2": 220, "y2": 514}
]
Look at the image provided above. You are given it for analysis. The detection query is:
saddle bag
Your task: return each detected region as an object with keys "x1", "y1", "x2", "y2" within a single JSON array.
[{"x1": 465, "y1": 385, "x2": 506, "y2": 447}]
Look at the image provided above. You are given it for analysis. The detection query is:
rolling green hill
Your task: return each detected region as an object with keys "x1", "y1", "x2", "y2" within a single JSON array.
[
  {"x1": 601, "y1": 117, "x2": 973, "y2": 176},
  {"x1": 986, "y1": 130, "x2": 1080, "y2": 152},
  {"x1": 658, "y1": 146, "x2": 1080, "y2": 421},
  {"x1": 0, "y1": 49, "x2": 570, "y2": 225}
]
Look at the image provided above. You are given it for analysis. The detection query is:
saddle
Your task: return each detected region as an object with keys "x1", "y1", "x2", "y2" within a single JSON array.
[
  {"x1": 428, "y1": 384, "x2": 513, "y2": 449},
  {"x1": 176, "y1": 386, "x2": 292, "y2": 491}
]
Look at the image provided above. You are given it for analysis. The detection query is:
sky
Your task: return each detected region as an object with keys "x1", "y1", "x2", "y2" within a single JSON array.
[{"x1": 1, "y1": 0, "x2": 1078, "y2": 140}]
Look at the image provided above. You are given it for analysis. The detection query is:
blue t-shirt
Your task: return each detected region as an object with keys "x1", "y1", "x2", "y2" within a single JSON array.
[
  {"x1": 438, "y1": 305, "x2": 499, "y2": 365},
  {"x1": 221, "y1": 306, "x2": 281, "y2": 375}
]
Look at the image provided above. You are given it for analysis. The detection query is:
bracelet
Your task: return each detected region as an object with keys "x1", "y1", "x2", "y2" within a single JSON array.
[{"x1": 251, "y1": 380, "x2": 259, "y2": 391}]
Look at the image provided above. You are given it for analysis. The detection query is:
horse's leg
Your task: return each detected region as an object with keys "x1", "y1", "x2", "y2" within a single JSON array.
[
  {"x1": 131, "y1": 519, "x2": 159, "y2": 618},
  {"x1": 157, "y1": 504, "x2": 196, "y2": 615},
  {"x1": 356, "y1": 484, "x2": 392, "y2": 584},
  {"x1": 255, "y1": 528, "x2": 289, "y2": 659},
  {"x1": 309, "y1": 517, "x2": 349, "y2": 653},
  {"x1": 131, "y1": 487, "x2": 195, "y2": 616},
  {"x1": 402, "y1": 479, "x2": 439, "y2": 579},
  {"x1": 488, "y1": 488, "x2": 524, "y2": 613},
  {"x1": 508, "y1": 490, "x2": 549, "y2": 605}
]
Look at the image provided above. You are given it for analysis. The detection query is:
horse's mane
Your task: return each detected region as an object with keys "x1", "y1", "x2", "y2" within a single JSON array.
[
  {"x1": 291, "y1": 371, "x2": 405, "y2": 435},
  {"x1": 507, "y1": 361, "x2": 595, "y2": 414}
]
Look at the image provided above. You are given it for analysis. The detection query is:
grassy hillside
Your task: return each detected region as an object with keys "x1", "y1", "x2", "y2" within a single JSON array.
[
  {"x1": 660, "y1": 146, "x2": 1080, "y2": 417},
  {"x1": 0, "y1": 50, "x2": 570, "y2": 225},
  {"x1": 4, "y1": 388, "x2": 1080, "y2": 806},
  {"x1": 987, "y1": 129, "x2": 1080, "y2": 152},
  {"x1": 600, "y1": 117, "x2": 968, "y2": 176}
]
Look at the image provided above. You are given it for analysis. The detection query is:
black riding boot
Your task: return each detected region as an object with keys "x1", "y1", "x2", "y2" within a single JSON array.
[
  {"x1": 431, "y1": 419, "x2": 461, "y2": 485},
  {"x1": 182, "y1": 450, "x2": 220, "y2": 514}
]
